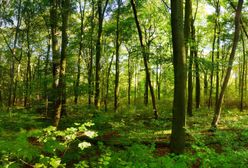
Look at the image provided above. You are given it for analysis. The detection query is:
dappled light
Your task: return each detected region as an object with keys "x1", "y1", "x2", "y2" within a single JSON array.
[{"x1": 0, "y1": 0, "x2": 248, "y2": 167}]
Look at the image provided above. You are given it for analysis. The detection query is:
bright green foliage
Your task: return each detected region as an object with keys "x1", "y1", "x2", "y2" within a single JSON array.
[
  {"x1": 35, "y1": 155, "x2": 65, "y2": 168},
  {"x1": 34, "y1": 122, "x2": 97, "y2": 167},
  {"x1": 0, "y1": 130, "x2": 40, "y2": 167},
  {"x1": 0, "y1": 116, "x2": 97, "y2": 167}
]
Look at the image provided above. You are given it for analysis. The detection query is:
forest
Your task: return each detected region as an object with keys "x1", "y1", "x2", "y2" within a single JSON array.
[{"x1": 0, "y1": 0, "x2": 248, "y2": 167}]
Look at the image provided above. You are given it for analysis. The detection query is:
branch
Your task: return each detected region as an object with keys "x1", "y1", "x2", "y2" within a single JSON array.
[
  {"x1": 19, "y1": 159, "x2": 34, "y2": 167},
  {"x1": 0, "y1": 30, "x2": 14, "y2": 56},
  {"x1": 241, "y1": 19, "x2": 248, "y2": 39},
  {"x1": 102, "y1": 0, "x2": 109, "y2": 18},
  {"x1": 229, "y1": 1, "x2": 247, "y2": 39},
  {"x1": 192, "y1": 0, "x2": 199, "y2": 24},
  {"x1": 161, "y1": 0, "x2": 170, "y2": 11}
]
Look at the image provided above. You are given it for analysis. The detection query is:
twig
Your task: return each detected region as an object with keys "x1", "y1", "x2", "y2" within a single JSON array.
[{"x1": 19, "y1": 159, "x2": 34, "y2": 167}]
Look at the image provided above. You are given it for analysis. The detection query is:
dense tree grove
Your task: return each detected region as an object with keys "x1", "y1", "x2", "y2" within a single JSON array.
[{"x1": 0, "y1": 0, "x2": 248, "y2": 167}]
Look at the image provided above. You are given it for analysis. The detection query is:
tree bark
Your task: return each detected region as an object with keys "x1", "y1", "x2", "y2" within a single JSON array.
[
  {"x1": 88, "y1": 0, "x2": 95, "y2": 106},
  {"x1": 50, "y1": 0, "x2": 61, "y2": 125},
  {"x1": 130, "y1": 0, "x2": 158, "y2": 119},
  {"x1": 240, "y1": 33, "x2": 245, "y2": 111},
  {"x1": 192, "y1": 2, "x2": 200, "y2": 109},
  {"x1": 94, "y1": 0, "x2": 109, "y2": 108},
  {"x1": 170, "y1": 0, "x2": 187, "y2": 154},
  {"x1": 7, "y1": 0, "x2": 22, "y2": 108},
  {"x1": 208, "y1": 13, "x2": 217, "y2": 109},
  {"x1": 185, "y1": 0, "x2": 193, "y2": 116},
  {"x1": 127, "y1": 49, "x2": 132, "y2": 105},
  {"x1": 211, "y1": 0, "x2": 243, "y2": 129},
  {"x1": 114, "y1": 0, "x2": 121, "y2": 112},
  {"x1": 24, "y1": 15, "x2": 32, "y2": 108},
  {"x1": 52, "y1": 0, "x2": 70, "y2": 127},
  {"x1": 104, "y1": 54, "x2": 114, "y2": 112},
  {"x1": 74, "y1": 0, "x2": 86, "y2": 104}
]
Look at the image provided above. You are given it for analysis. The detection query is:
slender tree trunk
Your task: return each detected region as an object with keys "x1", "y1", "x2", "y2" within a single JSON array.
[
  {"x1": 144, "y1": 73, "x2": 149, "y2": 106},
  {"x1": 215, "y1": 1, "x2": 220, "y2": 108},
  {"x1": 60, "y1": 0, "x2": 70, "y2": 117},
  {"x1": 94, "y1": 0, "x2": 109, "y2": 108},
  {"x1": 50, "y1": 0, "x2": 61, "y2": 126},
  {"x1": 187, "y1": 50, "x2": 193, "y2": 116},
  {"x1": 170, "y1": 0, "x2": 186, "y2": 154},
  {"x1": 240, "y1": 33, "x2": 245, "y2": 111},
  {"x1": 127, "y1": 49, "x2": 132, "y2": 105},
  {"x1": 195, "y1": 49, "x2": 200, "y2": 109},
  {"x1": 131, "y1": 0, "x2": 158, "y2": 119},
  {"x1": 204, "y1": 71, "x2": 208, "y2": 99},
  {"x1": 114, "y1": 0, "x2": 121, "y2": 112},
  {"x1": 7, "y1": 0, "x2": 22, "y2": 108},
  {"x1": 192, "y1": 11, "x2": 200, "y2": 109},
  {"x1": 104, "y1": 54, "x2": 114, "y2": 112},
  {"x1": 215, "y1": 25, "x2": 220, "y2": 107},
  {"x1": 185, "y1": 0, "x2": 193, "y2": 116},
  {"x1": 0, "y1": 54, "x2": 2, "y2": 107},
  {"x1": 208, "y1": 1, "x2": 220, "y2": 109},
  {"x1": 211, "y1": 0, "x2": 243, "y2": 129},
  {"x1": 44, "y1": 24, "x2": 51, "y2": 117},
  {"x1": 134, "y1": 61, "x2": 138, "y2": 104},
  {"x1": 88, "y1": 0, "x2": 95, "y2": 106},
  {"x1": 75, "y1": 0, "x2": 86, "y2": 104},
  {"x1": 24, "y1": 17, "x2": 31, "y2": 108},
  {"x1": 53, "y1": 0, "x2": 70, "y2": 127},
  {"x1": 208, "y1": 20, "x2": 217, "y2": 109},
  {"x1": 156, "y1": 63, "x2": 161, "y2": 100}
]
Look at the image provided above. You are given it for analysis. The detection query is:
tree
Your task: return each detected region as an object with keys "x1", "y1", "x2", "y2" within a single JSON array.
[
  {"x1": 51, "y1": 0, "x2": 70, "y2": 127},
  {"x1": 74, "y1": 0, "x2": 86, "y2": 104},
  {"x1": 88, "y1": 0, "x2": 96, "y2": 106},
  {"x1": 170, "y1": 0, "x2": 187, "y2": 154},
  {"x1": 114, "y1": 0, "x2": 121, "y2": 112},
  {"x1": 240, "y1": 32, "x2": 246, "y2": 111},
  {"x1": 208, "y1": 0, "x2": 220, "y2": 109},
  {"x1": 94, "y1": 0, "x2": 109, "y2": 108},
  {"x1": 185, "y1": 0, "x2": 193, "y2": 116},
  {"x1": 211, "y1": 0, "x2": 243, "y2": 129},
  {"x1": 130, "y1": 0, "x2": 158, "y2": 119}
]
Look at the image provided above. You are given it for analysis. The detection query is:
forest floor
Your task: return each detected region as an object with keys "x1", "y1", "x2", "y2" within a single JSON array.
[{"x1": 1, "y1": 102, "x2": 248, "y2": 167}]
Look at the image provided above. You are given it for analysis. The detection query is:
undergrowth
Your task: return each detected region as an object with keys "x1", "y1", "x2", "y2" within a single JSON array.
[{"x1": 0, "y1": 106, "x2": 248, "y2": 167}]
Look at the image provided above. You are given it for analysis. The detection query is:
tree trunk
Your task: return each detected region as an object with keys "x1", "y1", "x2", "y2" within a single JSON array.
[
  {"x1": 75, "y1": 0, "x2": 86, "y2": 104},
  {"x1": 191, "y1": 5, "x2": 200, "y2": 109},
  {"x1": 104, "y1": 54, "x2": 114, "y2": 112},
  {"x1": 88, "y1": 0, "x2": 95, "y2": 106},
  {"x1": 170, "y1": 0, "x2": 186, "y2": 154},
  {"x1": 240, "y1": 33, "x2": 245, "y2": 111},
  {"x1": 51, "y1": 0, "x2": 70, "y2": 127},
  {"x1": 215, "y1": 26, "x2": 220, "y2": 107},
  {"x1": 51, "y1": 0, "x2": 61, "y2": 126},
  {"x1": 24, "y1": 16, "x2": 31, "y2": 108},
  {"x1": 208, "y1": 17, "x2": 217, "y2": 109},
  {"x1": 94, "y1": 0, "x2": 109, "y2": 108},
  {"x1": 43, "y1": 17, "x2": 51, "y2": 117},
  {"x1": 0, "y1": 53, "x2": 2, "y2": 107},
  {"x1": 131, "y1": 0, "x2": 158, "y2": 119},
  {"x1": 114, "y1": 0, "x2": 121, "y2": 112},
  {"x1": 204, "y1": 71, "x2": 208, "y2": 99},
  {"x1": 156, "y1": 63, "x2": 161, "y2": 100},
  {"x1": 127, "y1": 50, "x2": 132, "y2": 105},
  {"x1": 211, "y1": 0, "x2": 243, "y2": 129},
  {"x1": 7, "y1": 0, "x2": 22, "y2": 108},
  {"x1": 195, "y1": 49, "x2": 200, "y2": 109},
  {"x1": 215, "y1": 0, "x2": 220, "y2": 108},
  {"x1": 185, "y1": 0, "x2": 193, "y2": 116}
]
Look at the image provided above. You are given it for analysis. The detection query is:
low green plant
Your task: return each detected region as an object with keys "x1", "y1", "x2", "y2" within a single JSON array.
[{"x1": 0, "y1": 121, "x2": 97, "y2": 167}]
